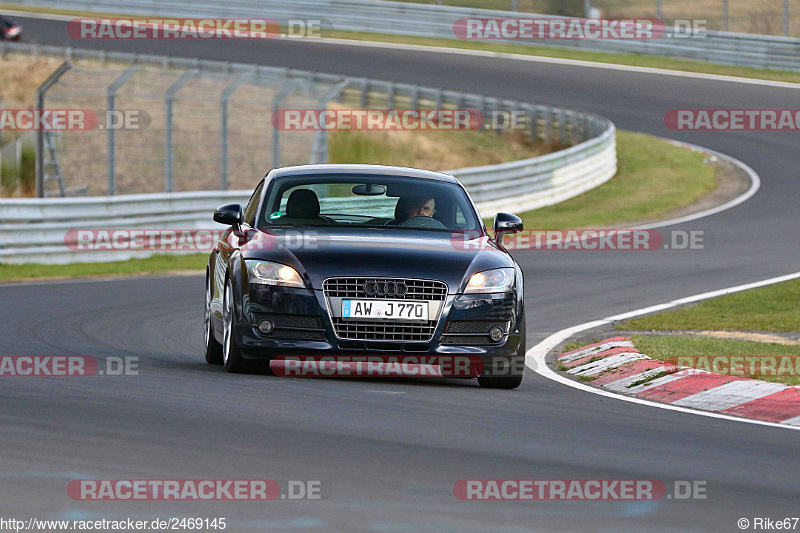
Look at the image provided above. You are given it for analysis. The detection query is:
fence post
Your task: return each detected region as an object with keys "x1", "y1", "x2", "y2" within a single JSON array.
[
  {"x1": 723, "y1": 0, "x2": 729, "y2": 32},
  {"x1": 544, "y1": 108, "x2": 552, "y2": 143},
  {"x1": 309, "y1": 79, "x2": 350, "y2": 164},
  {"x1": 164, "y1": 69, "x2": 197, "y2": 193},
  {"x1": 784, "y1": 0, "x2": 790, "y2": 37},
  {"x1": 272, "y1": 83, "x2": 298, "y2": 169},
  {"x1": 360, "y1": 79, "x2": 369, "y2": 108},
  {"x1": 34, "y1": 60, "x2": 71, "y2": 198},
  {"x1": 410, "y1": 85, "x2": 419, "y2": 110},
  {"x1": 220, "y1": 74, "x2": 248, "y2": 191},
  {"x1": 106, "y1": 65, "x2": 139, "y2": 196},
  {"x1": 386, "y1": 81, "x2": 395, "y2": 110}
]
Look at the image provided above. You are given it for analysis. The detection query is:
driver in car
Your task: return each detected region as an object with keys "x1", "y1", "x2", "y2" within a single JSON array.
[{"x1": 395, "y1": 196, "x2": 434, "y2": 220}]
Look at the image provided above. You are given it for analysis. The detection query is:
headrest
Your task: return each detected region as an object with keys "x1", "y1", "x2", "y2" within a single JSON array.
[{"x1": 286, "y1": 189, "x2": 320, "y2": 218}]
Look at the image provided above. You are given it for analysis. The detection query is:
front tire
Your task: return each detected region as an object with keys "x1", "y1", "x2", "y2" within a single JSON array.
[
  {"x1": 477, "y1": 367, "x2": 524, "y2": 389},
  {"x1": 204, "y1": 276, "x2": 223, "y2": 365},
  {"x1": 222, "y1": 279, "x2": 248, "y2": 373}
]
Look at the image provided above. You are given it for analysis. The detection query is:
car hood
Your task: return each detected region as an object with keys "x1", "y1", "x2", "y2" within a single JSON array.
[{"x1": 240, "y1": 229, "x2": 513, "y2": 292}]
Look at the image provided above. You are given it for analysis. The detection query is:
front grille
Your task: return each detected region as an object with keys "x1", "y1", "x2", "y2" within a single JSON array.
[
  {"x1": 445, "y1": 321, "x2": 506, "y2": 334},
  {"x1": 271, "y1": 329, "x2": 325, "y2": 340},
  {"x1": 324, "y1": 278, "x2": 447, "y2": 342},
  {"x1": 331, "y1": 318, "x2": 436, "y2": 342},
  {"x1": 323, "y1": 277, "x2": 447, "y2": 301}
]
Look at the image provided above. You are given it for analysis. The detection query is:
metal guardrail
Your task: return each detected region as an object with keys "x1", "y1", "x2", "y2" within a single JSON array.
[
  {"x1": 0, "y1": 129, "x2": 616, "y2": 265},
  {"x1": 7, "y1": 0, "x2": 800, "y2": 71},
  {"x1": 0, "y1": 42, "x2": 616, "y2": 264}
]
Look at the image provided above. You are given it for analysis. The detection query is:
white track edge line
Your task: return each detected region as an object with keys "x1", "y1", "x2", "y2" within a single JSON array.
[
  {"x1": 5, "y1": 9, "x2": 800, "y2": 90},
  {"x1": 525, "y1": 271, "x2": 800, "y2": 432}
]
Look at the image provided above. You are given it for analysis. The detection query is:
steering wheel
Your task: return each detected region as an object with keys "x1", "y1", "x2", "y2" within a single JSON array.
[{"x1": 398, "y1": 216, "x2": 447, "y2": 229}]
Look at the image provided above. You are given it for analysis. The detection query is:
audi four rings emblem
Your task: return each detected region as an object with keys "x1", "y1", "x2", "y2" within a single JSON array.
[{"x1": 364, "y1": 281, "x2": 408, "y2": 296}]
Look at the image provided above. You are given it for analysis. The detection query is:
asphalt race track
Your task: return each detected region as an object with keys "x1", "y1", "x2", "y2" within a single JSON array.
[{"x1": 2, "y1": 16, "x2": 800, "y2": 532}]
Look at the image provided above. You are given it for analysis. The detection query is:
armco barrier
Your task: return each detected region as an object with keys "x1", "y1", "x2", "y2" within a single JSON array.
[
  {"x1": 6, "y1": 0, "x2": 800, "y2": 71},
  {"x1": 0, "y1": 43, "x2": 616, "y2": 264},
  {"x1": 0, "y1": 125, "x2": 616, "y2": 264}
]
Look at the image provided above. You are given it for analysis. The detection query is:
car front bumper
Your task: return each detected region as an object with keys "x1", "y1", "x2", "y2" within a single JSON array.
[{"x1": 234, "y1": 285, "x2": 523, "y2": 362}]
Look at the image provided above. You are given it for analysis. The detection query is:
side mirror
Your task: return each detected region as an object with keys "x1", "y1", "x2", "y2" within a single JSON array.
[
  {"x1": 493, "y1": 212, "x2": 523, "y2": 245},
  {"x1": 213, "y1": 203, "x2": 243, "y2": 226}
]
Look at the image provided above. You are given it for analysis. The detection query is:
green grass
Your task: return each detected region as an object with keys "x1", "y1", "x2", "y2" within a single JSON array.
[
  {"x1": 329, "y1": 128, "x2": 553, "y2": 170},
  {"x1": 563, "y1": 340, "x2": 595, "y2": 352},
  {"x1": 620, "y1": 278, "x2": 800, "y2": 332},
  {"x1": 632, "y1": 335, "x2": 800, "y2": 385},
  {"x1": 626, "y1": 369, "x2": 679, "y2": 388},
  {"x1": 509, "y1": 130, "x2": 717, "y2": 229},
  {"x1": 0, "y1": 143, "x2": 35, "y2": 196},
  {"x1": 0, "y1": 253, "x2": 207, "y2": 282},
  {"x1": 3, "y1": 4, "x2": 800, "y2": 84}
]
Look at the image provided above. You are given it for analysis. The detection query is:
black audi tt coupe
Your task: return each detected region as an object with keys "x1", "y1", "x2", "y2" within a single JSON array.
[{"x1": 204, "y1": 164, "x2": 526, "y2": 388}]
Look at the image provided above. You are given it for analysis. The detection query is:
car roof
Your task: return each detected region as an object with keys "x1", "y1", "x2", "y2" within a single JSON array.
[{"x1": 271, "y1": 164, "x2": 459, "y2": 184}]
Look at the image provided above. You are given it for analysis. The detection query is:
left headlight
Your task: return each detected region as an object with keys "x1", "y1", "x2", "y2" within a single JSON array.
[
  {"x1": 246, "y1": 260, "x2": 304, "y2": 287},
  {"x1": 464, "y1": 268, "x2": 515, "y2": 294}
]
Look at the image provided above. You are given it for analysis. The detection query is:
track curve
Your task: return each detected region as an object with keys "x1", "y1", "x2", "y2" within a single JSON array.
[{"x1": 2, "y1": 16, "x2": 800, "y2": 532}]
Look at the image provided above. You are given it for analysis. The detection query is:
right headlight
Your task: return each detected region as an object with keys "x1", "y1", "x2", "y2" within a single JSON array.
[
  {"x1": 246, "y1": 260, "x2": 304, "y2": 287},
  {"x1": 464, "y1": 268, "x2": 514, "y2": 294}
]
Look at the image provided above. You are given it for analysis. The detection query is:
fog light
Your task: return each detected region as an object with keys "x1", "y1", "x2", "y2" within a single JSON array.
[
  {"x1": 258, "y1": 320, "x2": 274, "y2": 334},
  {"x1": 489, "y1": 326, "x2": 504, "y2": 342}
]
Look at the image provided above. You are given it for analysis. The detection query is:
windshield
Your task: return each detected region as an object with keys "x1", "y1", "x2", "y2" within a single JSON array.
[{"x1": 258, "y1": 174, "x2": 482, "y2": 232}]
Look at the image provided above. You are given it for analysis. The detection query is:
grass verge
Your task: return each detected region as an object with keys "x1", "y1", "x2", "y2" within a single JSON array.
[
  {"x1": 632, "y1": 335, "x2": 800, "y2": 386},
  {"x1": 329, "y1": 128, "x2": 555, "y2": 170},
  {"x1": 615, "y1": 278, "x2": 800, "y2": 385},
  {"x1": 0, "y1": 254, "x2": 207, "y2": 282},
  {"x1": 2, "y1": 5, "x2": 800, "y2": 84},
  {"x1": 505, "y1": 130, "x2": 717, "y2": 229},
  {"x1": 620, "y1": 278, "x2": 800, "y2": 332}
]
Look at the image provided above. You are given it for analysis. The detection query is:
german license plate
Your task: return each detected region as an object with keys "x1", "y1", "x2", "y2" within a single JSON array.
[{"x1": 342, "y1": 299, "x2": 428, "y2": 321}]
